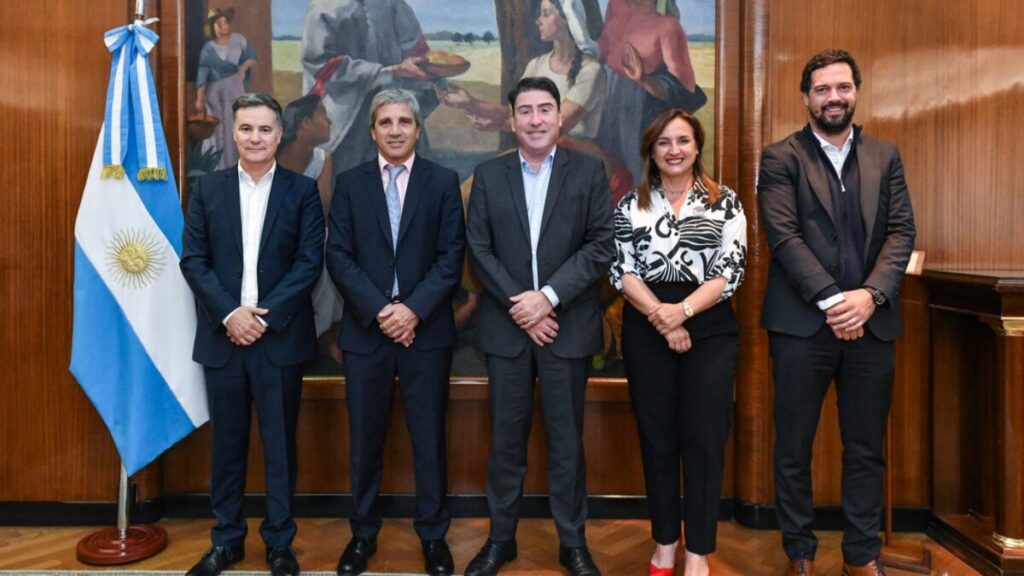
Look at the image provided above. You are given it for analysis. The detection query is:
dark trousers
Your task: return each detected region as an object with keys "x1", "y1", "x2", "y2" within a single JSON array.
[
  {"x1": 622, "y1": 284, "x2": 737, "y2": 554},
  {"x1": 770, "y1": 326, "x2": 894, "y2": 566},
  {"x1": 345, "y1": 342, "x2": 452, "y2": 542},
  {"x1": 204, "y1": 341, "x2": 303, "y2": 551},
  {"x1": 485, "y1": 346, "x2": 590, "y2": 547}
]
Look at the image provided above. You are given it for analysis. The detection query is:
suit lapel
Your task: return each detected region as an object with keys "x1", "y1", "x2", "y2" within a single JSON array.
[
  {"x1": 258, "y1": 168, "x2": 289, "y2": 256},
  {"x1": 793, "y1": 129, "x2": 836, "y2": 226},
  {"x1": 396, "y1": 157, "x2": 429, "y2": 249},
  {"x1": 504, "y1": 153, "x2": 532, "y2": 243},
  {"x1": 365, "y1": 161, "x2": 395, "y2": 250},
  {"x1": 225, "y1": 169, "x2": 243, "y2": 257},
  {"x1": 857, "y1": 133, "x2": 881, "y2": 257},
  {"x1": 538, "y1": 148, "x2": 569, "y2": 242}
]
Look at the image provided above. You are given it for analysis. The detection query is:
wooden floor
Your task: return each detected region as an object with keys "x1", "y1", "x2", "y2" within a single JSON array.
[{"x1": 0, "y1": 518, "x2": 978, "y2": 575}]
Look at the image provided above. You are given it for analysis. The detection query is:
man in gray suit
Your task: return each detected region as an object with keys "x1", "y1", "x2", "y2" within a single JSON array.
[
  {"x1": 464, "y1": 76, "x2": 614, "y2": 576},
  {"x1": 758, "y1": 49, "x2": 916, "y2": 576}
]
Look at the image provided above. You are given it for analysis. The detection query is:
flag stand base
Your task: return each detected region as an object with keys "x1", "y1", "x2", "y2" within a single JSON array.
[
  {"x1": 76, "y1": 463, "x2": 168, "y2": 565},
  {"x1": 76, "y1": 525, "x2": 167, "y2": 565}
]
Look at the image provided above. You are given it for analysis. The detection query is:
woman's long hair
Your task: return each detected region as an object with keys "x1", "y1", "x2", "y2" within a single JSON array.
[{"x1": 635, "y1": 108, "x2": 719, "y2": 211}]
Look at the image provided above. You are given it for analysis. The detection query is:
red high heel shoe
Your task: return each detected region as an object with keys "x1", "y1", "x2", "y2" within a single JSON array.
[
  {"x1": 648, "y1": 562, "x2": 674, "y2": 576},
  {"x1": 648, "y1": 539, "x2": 681, "y2": 575}
]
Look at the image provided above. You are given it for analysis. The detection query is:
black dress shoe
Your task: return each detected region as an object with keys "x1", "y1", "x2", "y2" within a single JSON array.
[
  {"x1": 422, "y1": 540, "x2": 454, "y2": 575},
  {"x1": 186, "y1": 546, "x2": 243, "y2": 576},
  {"x1": 336, "y1": 536, "x2": 376, "y2": 576},
  {"x1": 421, "y1": 537, "x2": 454, "y2": 573},
  {"x1": 464, "y1": 539, "x2": 517, "y2": 576},
  {"x1": 267, "y1": 546, "x2": 300, "y2": 576},
  {"x1": 559, "y1": 546, "x2": 601, "y2": 576}
]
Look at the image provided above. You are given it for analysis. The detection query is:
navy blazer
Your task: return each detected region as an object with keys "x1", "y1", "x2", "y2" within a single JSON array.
[
  {"x1": 757, "y1": 125, "x2": 916, "y2": 341},
  {"x1": 180, "y1": 166, "x2": 325, "y2": 367},
  {"x1": 326, "y1": 156, "x2": 465, "y2": 355},
  {"x1": 466, "y1": 148, "x2": 615, "y2": 359}
]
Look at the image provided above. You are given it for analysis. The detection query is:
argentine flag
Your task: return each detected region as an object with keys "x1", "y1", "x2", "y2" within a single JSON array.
[{"x1": 71, "y1": 22, "x2": 207, "y2": 476}]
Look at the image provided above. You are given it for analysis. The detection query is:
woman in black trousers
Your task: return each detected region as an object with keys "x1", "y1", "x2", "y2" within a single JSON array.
[{"x1": 610, "y1": 109, "x2": 747, "y2": 576}]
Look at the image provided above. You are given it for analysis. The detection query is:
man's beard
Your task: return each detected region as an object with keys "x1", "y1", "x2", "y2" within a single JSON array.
[{"x1": 811, "y1": 103, "x2": 855, "y2": 135}]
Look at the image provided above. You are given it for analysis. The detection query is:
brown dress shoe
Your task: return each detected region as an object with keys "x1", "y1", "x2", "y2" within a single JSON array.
[
  {"x1": 841, "y1": 559, "x2": 886, "y2": 576},
  {"x1": 788, "y1": 558, "x2": 814, "y2": 576}
]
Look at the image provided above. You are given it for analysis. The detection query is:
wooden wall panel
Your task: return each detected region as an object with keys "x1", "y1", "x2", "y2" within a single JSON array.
[{"x1": 0, "y1": 0, "x2": 137, "y2": 501}]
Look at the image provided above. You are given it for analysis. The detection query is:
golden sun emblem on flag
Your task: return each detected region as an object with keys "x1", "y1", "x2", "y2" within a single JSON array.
[{"x1": 106, "y1": 229, "x2": 166, "y2": 289}]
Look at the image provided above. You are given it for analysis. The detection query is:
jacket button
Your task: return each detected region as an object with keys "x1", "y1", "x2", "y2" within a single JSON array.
[
  {"x1": 235, "y1": 271, "x2": 242, "y2": 278},
  {"x1": 828, "y1": 265, "x2": 837, "y2": 272}
]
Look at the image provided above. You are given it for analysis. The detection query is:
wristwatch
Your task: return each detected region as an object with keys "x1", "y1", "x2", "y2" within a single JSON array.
[{"x1": 864, "y1": 286, "x2": 886, "y2": 305}]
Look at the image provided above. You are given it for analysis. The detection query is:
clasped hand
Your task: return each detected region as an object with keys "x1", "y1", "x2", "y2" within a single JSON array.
[
  {"x1": 378, "y1": 302, "x2": 419, "y2": 347},
  {"x1": 825, "y1": 288, "x2": 876, "y2": 341},
  {"x1": 226, "y1": 306, "x2": 268, "y2": 346},
  {"x1": 647, "y1": 302, "x2": 686, "y2": 335},
  {"x1": 510, "y1": 290, "x2": 559, "y2": 346}
]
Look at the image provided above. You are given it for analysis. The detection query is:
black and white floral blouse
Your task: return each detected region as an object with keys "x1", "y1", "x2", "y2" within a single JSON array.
[{"x1": 610, "y1": 179, "x2": 747, "y2": 301}]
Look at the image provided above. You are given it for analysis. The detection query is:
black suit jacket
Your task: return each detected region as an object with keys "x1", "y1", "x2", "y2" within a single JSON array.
[
  {"x1": 326, "y1": 156, "x2": 465, "y2": 355},
  {"x1": 466, "y1": 147, "x2": 615, "y2": 359},
  {"x1": 180, "y1": 166, "x2": 325, "y2": 367},
  {"x1": 757, "y1": 125, "x2": 916, "y2": 341}
]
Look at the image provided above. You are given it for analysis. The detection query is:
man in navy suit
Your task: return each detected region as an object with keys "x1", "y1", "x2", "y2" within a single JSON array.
[
  {"x1": 326, "y1": 88, "x2": 465, "y2": 576},
  {"x1": 181, "y1": 93, "x2": 324, "y2": 576}
]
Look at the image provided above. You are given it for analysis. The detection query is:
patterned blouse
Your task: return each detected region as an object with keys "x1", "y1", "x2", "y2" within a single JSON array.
[{"x1": 610, "y1": 180, "x2": 747, "y2": 301}]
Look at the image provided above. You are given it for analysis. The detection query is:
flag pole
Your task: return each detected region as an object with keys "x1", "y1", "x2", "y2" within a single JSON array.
[{"x1": 76, "y1": 462, "x2": 168, "y2": 565}]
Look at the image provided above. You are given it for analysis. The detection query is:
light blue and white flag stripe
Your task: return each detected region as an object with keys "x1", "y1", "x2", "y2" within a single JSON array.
[
  {"x1": 72, "y1": 24, "x2": 207, "y2": 476},
  {"x1": 102, "y1": 22, "x2": 167, "y2": 180}
]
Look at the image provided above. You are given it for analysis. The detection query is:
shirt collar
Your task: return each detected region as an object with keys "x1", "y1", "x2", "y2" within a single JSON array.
[
  {"x1": 809, "y1": 125, "x2": 855, "y2": 154},
  {"x1": 238, "y1": 161, "x2": 276, "y2": 187},
  {"x1": 379, "y1": 153, "x2": 416, "y2": 175},
  {"x1": 519, "y1": 146, "x2": 557, "y2": 174}
]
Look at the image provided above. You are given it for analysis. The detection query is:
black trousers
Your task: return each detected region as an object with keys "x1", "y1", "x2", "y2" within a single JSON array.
[
  {"x1": 769, "y1": 326, "x2": 894, "y2": 566},
  {"x1": 484, "y1": 345, "x2": 590, "y2": 547},
  {"x1": 622, "y1": 282, "x2": 738, "y2": 554},
  {"x1": 345, "y1": 341, "x2": 452, "y2": 542},
  {"x1": 204, "y1": 341, "x2": 303, "y2": 552}
]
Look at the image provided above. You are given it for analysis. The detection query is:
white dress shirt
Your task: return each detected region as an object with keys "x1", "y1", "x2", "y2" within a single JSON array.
[{"x1": 223, "y1": 162, "x2": 275, "y2": 325}]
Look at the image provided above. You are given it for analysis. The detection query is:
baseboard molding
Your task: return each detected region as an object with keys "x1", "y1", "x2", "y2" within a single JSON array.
[
  {"x1": 0, "y1": 496, "x2": 925, "y2": 531},
  {"x1": 733, "y1": 501, "x2": 932, "y2": 532}
]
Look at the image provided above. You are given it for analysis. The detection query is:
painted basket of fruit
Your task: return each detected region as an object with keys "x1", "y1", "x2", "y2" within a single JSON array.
[
  {"x1": 187, "y1": 114, "x2": 219, "y2": 141},
  {"x1": 421, "y1": 50, "x2": 470, "y2": 78}
]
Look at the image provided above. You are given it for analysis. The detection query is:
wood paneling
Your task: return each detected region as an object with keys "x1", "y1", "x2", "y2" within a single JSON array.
[{"x1": 0, "y1": 0, "x2": 137, "y2": 501}]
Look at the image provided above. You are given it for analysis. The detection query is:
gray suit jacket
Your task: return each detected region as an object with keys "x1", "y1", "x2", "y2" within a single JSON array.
[
  {"x1": 757, "y1": 125, "x2": 916, "y2": 341},
  {"x1": 466, "y1": 147, "x2": 614, "y2": 359}
]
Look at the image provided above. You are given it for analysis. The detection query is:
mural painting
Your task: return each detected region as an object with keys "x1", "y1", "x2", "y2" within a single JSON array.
[{"x1": 184, "y1": 0, "x2": 717, "y2": 378}]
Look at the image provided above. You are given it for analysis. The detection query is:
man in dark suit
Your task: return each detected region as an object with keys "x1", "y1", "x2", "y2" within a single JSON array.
[
  {"x1": 326, "y1": 88, "x2": 465, "y2": 576},
  {"x1": 181, "y1": 93, "x2": 324, "y2": 576},
  {"x1": 758, "y1": 49, "x2": 916, "y2": 576},
  {"x1": 463, "y1": 77, "x2": 614, "y2": 576}
]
